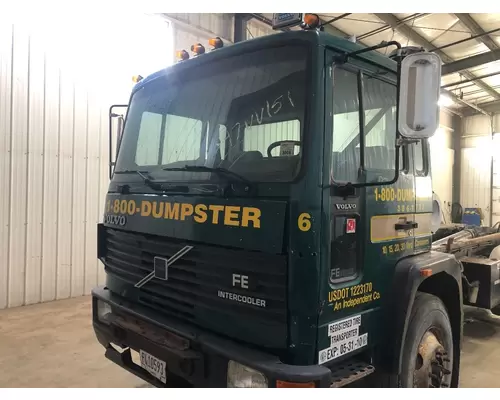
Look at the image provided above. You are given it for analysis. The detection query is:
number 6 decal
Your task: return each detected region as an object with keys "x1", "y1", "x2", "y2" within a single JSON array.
[{"x1": 298, "y1": 213, "x2": 312, "y2": 232}]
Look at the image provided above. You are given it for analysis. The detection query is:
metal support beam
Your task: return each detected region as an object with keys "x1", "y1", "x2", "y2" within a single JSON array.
[
  {"x1": 374, "y1": 13, "x2": 454, "y2": 61},
  {"x1": 441, "y1": 104, "x2": 464, "y2": 118},
  {"x1": 317, "y1": 17, "x2": 352, "y2": 39},
  {"x1": 441, "y1": 70, "x2": 500, "y2": 89},
  {"x1": 249, "y1": 13, "x2": 352, "y2": 40},
  {"x1": 461, "y1": 98, "x2": 500, "y2": 116},
  {"x1": 374, "y1": 13, "x2": 500, "y2": 108},
  {"x1": 443, "y1": 89, "x2": 491, "y2": 116},
  {"x1": 234, "y1": 13, "x2": 251, "y2": 43},
  {"x1": 454, "y1": 14, "x2": 499, "y2": 51},
  {"x1": 442, "y1": 48, "x2": 500, "y2": 75},
  {"x1": 358, "y1": 13, "x2": 428, "y2": 41}
]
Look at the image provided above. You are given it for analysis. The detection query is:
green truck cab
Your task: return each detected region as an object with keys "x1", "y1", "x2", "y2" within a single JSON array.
[{"x1": 92, "y1": 24, "x2": 460, "y2": 388}]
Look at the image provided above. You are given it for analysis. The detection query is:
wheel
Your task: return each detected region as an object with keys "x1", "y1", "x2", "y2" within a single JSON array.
[{"x1": 399, "y1": 292, "x2": 453, "y2": 388}]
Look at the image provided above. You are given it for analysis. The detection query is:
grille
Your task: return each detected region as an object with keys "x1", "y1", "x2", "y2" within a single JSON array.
[{"x1": 102, "y1": 227, "x2": 288, "y2": 347}]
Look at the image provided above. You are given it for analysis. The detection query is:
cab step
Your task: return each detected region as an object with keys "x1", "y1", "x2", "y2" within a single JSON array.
[{"x1": 330, "y1": 360, "x2": 375, "y2": 388}]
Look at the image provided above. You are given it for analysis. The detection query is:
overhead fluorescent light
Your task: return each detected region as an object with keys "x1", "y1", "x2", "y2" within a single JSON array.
[{"x1": 438, "y1": 94, "x2": 454, "y2": 107}]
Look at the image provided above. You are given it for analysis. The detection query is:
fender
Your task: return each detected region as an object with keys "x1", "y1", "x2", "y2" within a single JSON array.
[{"x1": 378, "y1": 251, "x2": 463, "y2": 387}]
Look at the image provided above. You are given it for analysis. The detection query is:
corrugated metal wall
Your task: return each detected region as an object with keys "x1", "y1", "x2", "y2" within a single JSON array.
[
  {"x1": 430, "y1": 110, "x2": 455, "y2": 224},
  {"x1": 0, "y1": 22, "x2": 109, "y2": 308},
  {"x1": 460, "y1": 114, "x2": 500, "y2": 226},
  {"x1": 166, "y1": 13, "x2": 235, "y2": 54},
  {"x1": 0, "y1": 14, "x2": 176, "y2": 309}
]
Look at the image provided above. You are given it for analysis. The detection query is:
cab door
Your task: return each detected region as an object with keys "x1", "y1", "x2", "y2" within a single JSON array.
[
  {"x1": 317, "y1": 51, "x2": 416, "y2": 366},
  {"x1": 413, "y1": 139, "x2": 434, "y2": 253}
]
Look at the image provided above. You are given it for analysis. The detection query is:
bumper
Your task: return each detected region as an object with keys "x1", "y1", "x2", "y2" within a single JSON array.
[{"x1": 92, "y1": 286, "x2": 332, "y2": 388}]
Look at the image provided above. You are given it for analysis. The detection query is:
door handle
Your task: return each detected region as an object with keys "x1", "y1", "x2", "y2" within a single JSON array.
[{"x1": 395, "y1": 221, "x2": 418, "y2": 231}]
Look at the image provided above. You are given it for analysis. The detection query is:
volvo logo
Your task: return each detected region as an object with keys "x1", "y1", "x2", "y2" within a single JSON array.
[
  {"x1": 335, "y1": 203, "x2": 357, "y2": 210},
  {"x1": 104, "y1": 214, "x2": 127, "y2": 226},
  {"x1": 134, "y1": 246, "x2": 194, "y2": 288}
]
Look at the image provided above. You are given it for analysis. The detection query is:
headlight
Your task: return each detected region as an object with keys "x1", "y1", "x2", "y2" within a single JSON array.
[
  {"x1": 96, "y1": 300, "x2": 112, "y2": 325},
  {"x1": 227, "y1": 361, "x2": 268, "y2": 388}
]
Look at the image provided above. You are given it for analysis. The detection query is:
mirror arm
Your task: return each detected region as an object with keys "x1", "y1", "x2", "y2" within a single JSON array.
[
  {"x1": 397, "y1": 136, "x2": 420, "y2": 146},
  {"x1": 334, "y1": 40, "x2": 402, "y2": 65}
]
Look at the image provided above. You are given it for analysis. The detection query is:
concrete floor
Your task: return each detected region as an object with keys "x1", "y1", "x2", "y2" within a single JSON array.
[{"x1": 1, "y1": 297, "x2": 500, "y2": 388}]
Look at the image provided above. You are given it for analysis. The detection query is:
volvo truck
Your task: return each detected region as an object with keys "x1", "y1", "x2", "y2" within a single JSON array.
[{"x1": 92, "y1": 14, "x2": 500, "y2": 388}]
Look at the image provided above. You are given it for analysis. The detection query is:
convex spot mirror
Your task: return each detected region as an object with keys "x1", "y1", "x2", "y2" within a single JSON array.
[{"x1": 398, "y1": 52, "x2": 442, "y2": 139}]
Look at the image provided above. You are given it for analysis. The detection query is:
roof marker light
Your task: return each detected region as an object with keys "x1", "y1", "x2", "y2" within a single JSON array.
[
  {"x1": 132, "y1": 75, "x2": 144, "y2": 83},
  {"x1": 302, "y1": 14, "x2": 320, "y2": 30},
  {"x1": 176, "y1": 50, "x2": 190, "y2": 62},
  {"x1": 191, "y1": 43, "x2": 206, "y2": 56},
  {"x1": 208, "y1": 37, "x2": 224, "y2": 50}
]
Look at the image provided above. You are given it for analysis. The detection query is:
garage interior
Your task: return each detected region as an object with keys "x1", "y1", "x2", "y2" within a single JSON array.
[{"x1": 3, "y1": 12, "x2": 500, "y2": 388}]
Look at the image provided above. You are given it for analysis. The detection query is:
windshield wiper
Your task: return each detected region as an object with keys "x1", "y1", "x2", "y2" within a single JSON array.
[
  {"x1": 113, "y1": 170, "x2": 188, "y2": 192},
  {"x1": 163, "y1": 165, "x2": 252, "y2": 187}
]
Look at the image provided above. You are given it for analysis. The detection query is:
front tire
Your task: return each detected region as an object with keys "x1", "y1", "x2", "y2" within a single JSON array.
[{"x1": 399, "y1": 292, "x2": 454, "y2": 388}]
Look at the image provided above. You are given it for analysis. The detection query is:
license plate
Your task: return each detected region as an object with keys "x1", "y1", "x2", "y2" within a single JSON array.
[{"x1": 140, "y1": 350, "x2": 167, "y2": 383}]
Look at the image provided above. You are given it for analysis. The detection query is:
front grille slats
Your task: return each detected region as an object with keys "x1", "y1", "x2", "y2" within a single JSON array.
[
  {"x1": 107, "y1": 229, "x2": 286, "y2": 275},
  {"x1": 103, "y1": 228, "x2": 288, "y2": 339},
  {"x1": 107, "y1": 249, "x2": 285, "y2": 295}
]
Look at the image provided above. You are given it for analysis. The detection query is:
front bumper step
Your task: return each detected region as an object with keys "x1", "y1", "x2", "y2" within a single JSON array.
[{"x1": 330, "y1": 360, "x2": 375, "y2": 387}]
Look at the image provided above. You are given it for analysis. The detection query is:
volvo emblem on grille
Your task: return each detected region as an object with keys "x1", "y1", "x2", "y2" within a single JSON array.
[{"x1": 134, "y1": 246, "x2": 193, "y2": 288}]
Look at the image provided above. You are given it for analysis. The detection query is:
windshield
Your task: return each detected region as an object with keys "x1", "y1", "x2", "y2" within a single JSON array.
[
  {"x1": 331, "y1": 66, "x2": 397, "y2": 184},
  {"x1": 115, "y1": 44, "x2": 308, "y2": 183}
]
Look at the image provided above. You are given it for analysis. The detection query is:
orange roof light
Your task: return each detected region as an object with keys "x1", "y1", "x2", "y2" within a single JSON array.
[
  {"x1": 208, "y1": 37, "x2": 224, "y2": 49},
  {"x1": 191, "y1": 43, "x2": 206, "y2": 56},
  {"x1": 176, "y1": 50, "x2": 190, "y2": 62},
  {"x1": 420, "y1": 268, "x2": 433, "y2": 277},
  {"x1": 132, "y1": 75, "x2": 144, "y2": 83},
  {"x1": 276, "y1": 380, "x2": 315, "y2": 388},
  {"x1": 303, "y1": 13, "x2": 320, "y2": 29}
]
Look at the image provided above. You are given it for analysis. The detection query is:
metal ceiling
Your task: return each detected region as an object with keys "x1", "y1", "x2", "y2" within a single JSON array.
[{"x1": 255, "y1": 13, "x2": 500, "y2": 116}]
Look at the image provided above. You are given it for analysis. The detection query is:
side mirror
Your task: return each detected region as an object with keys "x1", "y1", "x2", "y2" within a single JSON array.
[
  {"x1": 398, "y1": 52, "x2": 442, "y2": 139},
  {"x1": 108, "y1": 104, "x2": 128, "y2": 179}
]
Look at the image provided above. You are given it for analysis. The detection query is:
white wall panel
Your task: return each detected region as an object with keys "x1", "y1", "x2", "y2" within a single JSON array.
[
  {"x1": 0, "y1": 23, "x2": 13, "y2": 309},
  {"x1": 460, "y1": 112, "x2": 500, "y2": 227},
  {"x1": 0, "y1": 14, "x2": 173, "y2": 309},
  {"x1": 247, "y1": 19, "x2": 277, "y2": 39},
  {"x1": 168, "y1": 13, "x2": 234, "y2": 43},
  {"x1": 40, "y1": 43, "x2": 60, "y2": 303},
  {"x1": 9, "y1": 23, "x2": 30, "y2": 307},
  {"x1": 428, "y1": 111, "x2": 455, "y2": 224},
  {"x1": 25, "y1": 26, "x2": 45, "y2": 305},
  {"x1": 166, "y1": 13, "x2": 233, "y2": 56},
  {"x1": 461, "y1": 145, "x2": 492, "y2": 226}
]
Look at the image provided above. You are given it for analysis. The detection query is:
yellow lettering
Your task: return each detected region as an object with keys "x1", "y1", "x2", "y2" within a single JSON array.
[
  {"x1": 209, "y1": 205, "x2": 224, "y2": 224},
  {"x1": 180, "y1": 203, "x2": 194, "y2": 220},
  {"x1": 164, "y1": 203, "x2": 180, "y2": 220},
  {"x1": 152, "y1": 202, "x2": 164, "y2": 218},
  {"x1": 224, "y1": 206, "x2": 240, "y2": 226},
  {"x1": 141, "y1": 201, "x2": 152, "y2": 216},
  {"x1": 194, "y1": 204, "x2": 208, "y2": 223},
  {"x1": 127, "y1": 200, "x2": 136, "y2": 215},
  {"x1": 241, "y1": 207, "x2": 261, "y2": 228},
  {"x1": 120, "y1": 200, "x2": 127, "y2": 214}
]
